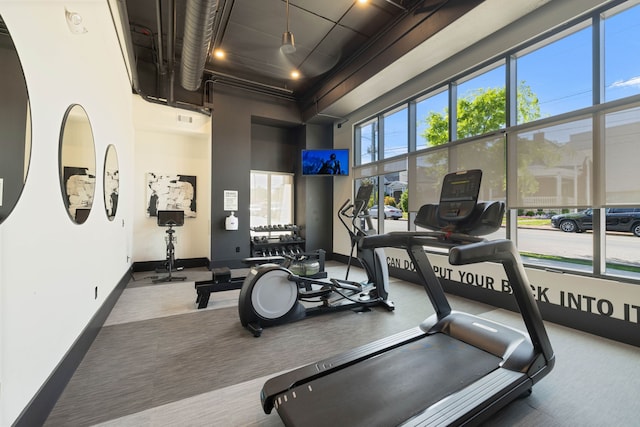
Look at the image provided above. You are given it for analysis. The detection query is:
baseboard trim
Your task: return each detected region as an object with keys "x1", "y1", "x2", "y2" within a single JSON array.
[{"x1": 12, "y1": 269, "x2": 131, "y2": 427}]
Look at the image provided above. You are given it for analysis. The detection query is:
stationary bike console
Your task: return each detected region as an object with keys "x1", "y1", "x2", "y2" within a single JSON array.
[{"x1": 157, "y1": 210, "x2": 185, "y2": 227}]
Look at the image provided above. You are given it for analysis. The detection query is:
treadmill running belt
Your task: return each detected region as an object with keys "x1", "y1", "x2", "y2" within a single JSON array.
[{"x1": 274, "y1": 333, "x2": 502, "y2": 427}]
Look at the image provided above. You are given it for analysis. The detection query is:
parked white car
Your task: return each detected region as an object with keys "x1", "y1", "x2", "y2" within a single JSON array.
[{"x1": 369, "y1": 205, "x2": 403, "y2": 220}]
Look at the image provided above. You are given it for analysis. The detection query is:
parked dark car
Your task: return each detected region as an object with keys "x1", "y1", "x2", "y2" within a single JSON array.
[
  {"x1": 369, "y1": 205, "x2": 403, "y2": 220},
  {"x1": 550, "y1": 208, "x2": 640, "y2": 236}
]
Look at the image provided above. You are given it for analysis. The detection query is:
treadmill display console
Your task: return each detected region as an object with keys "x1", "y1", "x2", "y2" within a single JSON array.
[{"x1": 439, "y1": 169, "x2": 482, "y2": 222}]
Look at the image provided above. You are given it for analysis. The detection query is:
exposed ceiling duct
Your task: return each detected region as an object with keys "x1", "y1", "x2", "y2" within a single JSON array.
[
  {"x1": 123, "y1": 0, "x2": 506, "y2": 121},
  {"x1": 180, "y1": 0, "x2": 218, "y2": 91}
]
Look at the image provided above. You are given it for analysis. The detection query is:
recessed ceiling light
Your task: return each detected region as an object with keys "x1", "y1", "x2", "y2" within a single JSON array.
[
  {"x1": 291, "y1": 70, "x2": 300, "y2": 79},
  {"x1": 213, "y1": 49, "x2": 225, "y2": 59},
  {"x1": 357, "y1": 0, "x2": 368, "y2": 5}
]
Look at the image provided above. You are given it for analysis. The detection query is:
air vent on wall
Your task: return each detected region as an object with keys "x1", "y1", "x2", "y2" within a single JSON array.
[{"x1": 178, "y1": 114, "x2": 194, "y2": 124}]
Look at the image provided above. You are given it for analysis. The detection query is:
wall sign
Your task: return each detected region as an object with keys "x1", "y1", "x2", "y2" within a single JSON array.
[
  {"x1": 224, "y1": 190, "x2": 238, "y2": 211},
  {"x1": 385, "y1": 247, "x2": 640, "y2": 325}
]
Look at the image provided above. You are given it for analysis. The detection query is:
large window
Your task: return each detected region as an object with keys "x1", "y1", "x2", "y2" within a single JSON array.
[
  {"x1": 352, "y1": 1, "x2": 640, "y2": 281},
  {"x1": 356, "y1": 119, "x2": 378, "y2": 165},
  {"x1": 516, "y1": 24, "x2": 592, "y2": 122},
  {"x1": 416, "y1": 88, "x2": 449, "y2": 150},
  {"x1": 250, "y1": 171, "x2": 293, "y2": 227},
  {"x1": 603, "y1": 105, "x2": 640, "y2": 277},
  {"x1": 603, "y1": 3, "x2": 640, "y2": 102},
  {"x1": 604, "y1": 206, "x2": 640, "y2": 278},
  {"x1": 518, "y1": 206, "x2": 594, "y2": 273},
  {"x1": 604, "y1": 106, "x2": 640, "y2": 204},
  {"x1": 382, "y1": 106, "x2": 408, "y2": 159},
  {"x1": 381, "y1": 171, "x2": 408, "y2": 233},
  {"x1": 513, "y1": 117, "x2": 593, "y2": 208},
  {"x1": 455, "y1": 64, "x2": 506, "y2": 139}
]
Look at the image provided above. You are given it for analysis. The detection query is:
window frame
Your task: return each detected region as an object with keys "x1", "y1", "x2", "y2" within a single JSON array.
[{"x1": 351, "y1": 0, "x2": 640, "y2": 284}]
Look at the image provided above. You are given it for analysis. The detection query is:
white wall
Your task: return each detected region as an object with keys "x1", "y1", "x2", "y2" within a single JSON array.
[
  {"x1": 131, "y1": 96, "x2": 211, "y2": 263},
  {"x1": 0, "y1": 1, "x2": 134, "y2": 424}
]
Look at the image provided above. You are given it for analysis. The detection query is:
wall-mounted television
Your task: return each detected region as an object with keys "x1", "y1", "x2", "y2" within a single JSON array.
[{"x1": 301, "y1": 149, "x2": 349, "y2": 176}]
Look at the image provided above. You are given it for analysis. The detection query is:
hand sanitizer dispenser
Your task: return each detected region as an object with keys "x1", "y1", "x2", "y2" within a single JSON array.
[{"x1": 225, "y1": 211, "x2": 238, "y2": 231}]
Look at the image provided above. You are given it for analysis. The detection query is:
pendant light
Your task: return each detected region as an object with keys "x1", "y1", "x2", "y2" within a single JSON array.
[{"x1": 281, "y1": 0, "x2": 296, "y2": 54}]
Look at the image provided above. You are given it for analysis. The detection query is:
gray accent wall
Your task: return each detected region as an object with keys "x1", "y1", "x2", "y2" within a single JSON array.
[
  {"x1": 295, "y1": 124, "x2": 334, "y2": 255},
  {"x1": 210, "y1": 86, "x2": 333, "y2": 268},
  {"x1": 251, "y1": 122, "x2": 297, "y2": 173}
]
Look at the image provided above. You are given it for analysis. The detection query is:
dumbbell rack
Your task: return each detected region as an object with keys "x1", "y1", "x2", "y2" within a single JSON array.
[{"x1": 250, "y1": 224, "x2": 305, "y2": 258}]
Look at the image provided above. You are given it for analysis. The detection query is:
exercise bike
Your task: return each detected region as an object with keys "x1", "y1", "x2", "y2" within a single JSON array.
[
  {"x1": 238, "y1": 184, "x2": 394, "y2": 337},
  {"x1": 153, "y1": 210, "x2": 187, "y2": 283}
]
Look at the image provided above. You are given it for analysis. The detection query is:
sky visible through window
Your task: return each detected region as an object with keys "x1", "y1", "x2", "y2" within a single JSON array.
[
  {"x1": 366, "y1": 4, "x2": 640, "y2": 160},
  {"x1": 603, "y1": 5, "x2": 640, "y2": 102}
]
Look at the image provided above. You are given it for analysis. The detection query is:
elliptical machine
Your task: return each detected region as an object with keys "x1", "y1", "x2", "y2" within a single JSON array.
[{"x1": 238, "y1": 184, "x2": 394, "y2": 337}]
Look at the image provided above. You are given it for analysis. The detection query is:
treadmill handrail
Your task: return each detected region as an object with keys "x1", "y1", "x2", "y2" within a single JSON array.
[
  {"x1": 360, "y1": 231, "x2": 554, "y2": 374},
  {"x1": 359, "y1": 231, "x2": 481, "y2": 319},
  {"x1": 450, "y1": 239, "x2": 555, "y2": 373},
  {"x1": 360, "y1": 230, "x2": 486, "y2": 251}
]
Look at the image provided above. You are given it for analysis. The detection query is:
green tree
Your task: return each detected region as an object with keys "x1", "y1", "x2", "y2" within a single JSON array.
[
  {"x1": 419, "y1": 81, "x2": 555, "y2": 200},
  {"x1": 422, "y1": 81, "x2": 541, "y2": 144},
  {"x1": 400, "y1": 189, "x2": 408, "y2": 213}
]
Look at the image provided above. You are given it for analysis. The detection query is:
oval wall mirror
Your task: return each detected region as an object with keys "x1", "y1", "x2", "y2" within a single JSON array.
[
  {"x1": 59, "y1": 104, "x2": 96, "y2": 224},
  {"x1": 0, "y1": 14, "x2": 32, "y2": 225},
  {"x1": 103, "y1": 144, "x2": 119, "y2": 220}
]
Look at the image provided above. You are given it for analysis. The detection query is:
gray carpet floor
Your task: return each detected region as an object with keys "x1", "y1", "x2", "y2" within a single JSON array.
[{"x1": 44, "y1": 263, "x2": 640, "y2": 426}]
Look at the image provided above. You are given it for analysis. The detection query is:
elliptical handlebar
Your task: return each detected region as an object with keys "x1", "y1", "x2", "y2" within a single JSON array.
[
  {"x1": 338, "y1": 198, "x2": 352, "y2": 216},
  {"x1": 338, "y1": 197, "x2": 369, "y2": 237},
  {"x1": 338, "y1": 190, "x2": 375, "y2": 280},
  {"x1": 338, "y1": 198, "x2": 355, "y2": 238}
]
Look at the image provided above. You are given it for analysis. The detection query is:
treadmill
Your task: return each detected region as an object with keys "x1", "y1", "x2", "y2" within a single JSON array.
[{"x1": 260, "y1": 170, "x2": 555, "y2": 426}]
